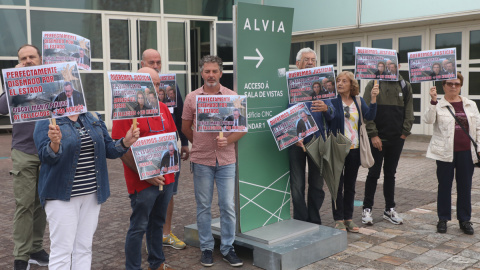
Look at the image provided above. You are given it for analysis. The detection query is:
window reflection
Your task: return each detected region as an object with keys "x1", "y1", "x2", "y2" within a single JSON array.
[
  {"x1": 137, "y1": 21, "x2": 157, "y2": 61},
  {"x1": 30, "y1": 0, "x2": 160, "y2": 13},
  {"x1": 399, "y1": 36, "x2": 421, "y2": 63},
  {"x1": 216, "y1": 23, "x2": 233, "y2": 63},
  {"x1": 372, "y1": 39, "x2": 392, "y2": 49},
  {"x1": 470, "y1": 30, "x2": 480, "y2": 60},
  {"x1": 342, "y1": 41, "x2": 360, "y2": 66},
  {"x1": 469, "y1": 72, "x2": 480, "y2": 95},
  {"x1": 168, "y1": 22, "x2": 186, "y2": 62},
  {"x1": 31, "y1": 11, "x2": 102, "y2": 58},
  {"x1": 80, "y1": 73, "x2": 104, "y2": 111},
  {"x1": 320, "y1": 44, "x2": 337, "y2": 67},
  {"x1": 435, "y1": 32, "x2": 461, "y2": 60},
  {"x1": 110, "y1": 19, "x2": 129, "y2": 60},
  {"x1": 0, "y1": 9, "x2": 27, "y2": 56},
  {"x1": 164, "y1": 0, "x2": 233, "y2": 20}
]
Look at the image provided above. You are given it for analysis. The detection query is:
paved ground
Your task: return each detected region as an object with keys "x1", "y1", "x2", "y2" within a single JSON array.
[{"x1": 1, "y1": 132, "x2": 480, "y2": 269}]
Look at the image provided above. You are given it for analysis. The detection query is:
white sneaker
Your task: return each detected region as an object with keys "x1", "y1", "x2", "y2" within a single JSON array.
[
  {"x1": 383, "y1": 208, "x2": 403, "y2": 225},
  {"x1": 362, "y1": 208, "x2": 373, "y2": 225}
]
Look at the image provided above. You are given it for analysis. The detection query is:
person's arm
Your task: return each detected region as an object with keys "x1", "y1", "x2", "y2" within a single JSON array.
[
  {"x1": 322, "y1": 99, "x2": 335, "y2": 121},
  {"x1": 424, "y1": 86, "x2": 438, "y2": 125},
  {"x1": 361, "y1": 97, "x2": 377, "y2": 121},
  {"x1": 216, "y1": 132, "x2": 247, "y2": 148},
  {"x1": 182, "y1": 119, "x2": 193, "y2": 143},
  {"x1": 402, "y1": 82, "x2": 415, "y2": 138},
  {"x1": 34, "y1": 120, "x2": 63, "y2": 164},
  {"x1": 363, "y1": 81, "x2": 378, "y2": 138}
]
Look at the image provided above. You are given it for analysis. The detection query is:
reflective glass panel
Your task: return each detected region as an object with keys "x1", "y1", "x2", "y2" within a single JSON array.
[
  {"x1": 0, "y1": 60, "x2": 18, "y2": 84},
  {"x1": 111, "y1": 63, "x2": 131, "y2": 70},
  {"x1": 31, "y1": 11, "x2": 102, "y2": 58},
  {"x1": 216, "y1": 23, "x2": 233, "y2": 63},
  {"x1": 91, "y1": 62, "x2": 103, "y2": 70},
  {"x1": 434, "y1": 81, "x2": 445, "y2": 95},
  {"x1": 470, "y1": 30, "x2": 480, "y2": 59},
  {"x1": 0, "y1": 9, "x2": 27, "y2": 56},
  {"x1": 168, "y1": 22, "x2": 186, "y2": 62},
  {"x1": 435, "y1": 32, "x2": 461, "y2": 60},
  {"x1": 176, "y1": 74, "x2": 187, "y2": 99},
  {"x1": 290, "y1": 41, "x2": 314, "y2": 65},
  {"x1": 413, "y1": 98, "x2": 421, "y2": 112},
  {"x1": 399, "y1": 36, "x2": 421, "y2": 63},
  {"x1": 220, "y1": 73, "x2": 233, "y2": 92},
  {"x1": 169, "y1": 65, "x2": 187, "y2": 71},
  {"x1": 342, "y1": 41, "x2": 360, "y2": 66},
  {"x1": 81, "y1": 73, "x2": 104, "y2": 111},
  {"x1": 414, "y1": 115, "x2": 421, "y2": 124},
  {"x1": 372, "y1": 39, "x2": 392, "y2": 49},
  {"x1": 469, "y1": 72, "x2": 480, "y2": 95},
  {"x1": 164, "y1": 0, "x2": 233, "y2": 20},
  {"x1": 137, "y1": 21, "x2": 157, "y2": 61},
  {"x1": 30, "y1": 0, "x2": 160, "y2": 13},
  {"x1": 320, "y1": 44, "x2": 337, "y2": 67},
  {"x1": 0, "y1": 0, "x2": 25, "y2": 5},
  {"x1": 109, "y1": 19, "x2": 129, "y2": 60}
]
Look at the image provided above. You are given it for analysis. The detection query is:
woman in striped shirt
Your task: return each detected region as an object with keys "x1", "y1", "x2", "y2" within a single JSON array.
[{"x1": 34, "y1": 112, "x2": 139, "y2": 270}]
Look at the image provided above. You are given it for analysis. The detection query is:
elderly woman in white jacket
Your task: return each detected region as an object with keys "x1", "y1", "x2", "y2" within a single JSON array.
[{"x1": 424, "y1": 72, "x2": 480, "y2": 235}]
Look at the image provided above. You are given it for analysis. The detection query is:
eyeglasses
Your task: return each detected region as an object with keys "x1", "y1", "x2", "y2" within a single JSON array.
[
  {"x1": 344, "y1": 106, "x2": 350, "y2": 119},
  {"x1": 445, "y1": 82, "x2": 461, "y2": 88},
  {"x1": 146, "y1": 117, "x2": 165, "y2": 133},
  {"x1": 302, "y1": 58, "x2": 317, "y2": 63}
]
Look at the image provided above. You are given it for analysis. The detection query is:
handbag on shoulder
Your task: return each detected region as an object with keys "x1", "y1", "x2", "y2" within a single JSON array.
[
  {"x1": 446, "y1": 106, "x2": 480, "y2": 167},
  {"x1": 356, "y1": 96, "x2": 375, "y2": 168}
]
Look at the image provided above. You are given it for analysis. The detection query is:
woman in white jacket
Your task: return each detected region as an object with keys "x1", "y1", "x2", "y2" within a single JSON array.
[{"x1": 424, "y1": 73, "x2": 480, "y2": 235}]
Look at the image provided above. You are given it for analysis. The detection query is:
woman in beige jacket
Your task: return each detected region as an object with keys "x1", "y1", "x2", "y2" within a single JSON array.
[{"x1": 424, "y1": 72, "x2": 480, "y2": 235}]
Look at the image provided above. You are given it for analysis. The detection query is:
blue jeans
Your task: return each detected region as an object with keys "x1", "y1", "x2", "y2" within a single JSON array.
[
  {"x1": 125, "y1": 184, "x2": 173, "y2": 270},
  {"x1": 288, "y1": 144, "x2": 325, "y2": 225},
  {"x1": 193, "y1": 162, "x2": 236, "y2": 256}
]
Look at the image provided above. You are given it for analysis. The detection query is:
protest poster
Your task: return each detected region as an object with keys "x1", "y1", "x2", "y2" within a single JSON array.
[
  {"x1": 287, "y1": 65, "x2": 336, "y2": 104},
  {"x1": 130, "y1": 132, "x2": 179, "y2": 180},
  {"x1": 196, "y1": 95, "x2": 248, "y2": 132},
  {"x1": 42, "y1": 31, "x2": 92, "y2": 71},
  {"x1": 159, "y1": 74, "x2": 177, "y2": 108},
  {"x1": 2, "y1": 61, "x2": 87, "y2": 124},
  {"x1": 355, "y1": 47, "x2": 399, "y2": 81},
  {"x1": 408, "y1": 48, "x2": 457, "y2": 83},
  {"x1": 267, "y1": 102, "x2": 319, "y2": 151},
  {"x1": 108, "y1": 72, "x2": 161, "y2": 120}
]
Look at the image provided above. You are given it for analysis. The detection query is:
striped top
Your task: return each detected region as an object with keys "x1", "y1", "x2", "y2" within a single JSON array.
[{"x1": 71, "y1": 121, "x2": 97, "y2": 197}]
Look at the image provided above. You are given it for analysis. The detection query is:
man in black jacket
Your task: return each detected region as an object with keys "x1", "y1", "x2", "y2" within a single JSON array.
[{"x1": 361, "y1": 57, "x2": 414, "y2": 226}]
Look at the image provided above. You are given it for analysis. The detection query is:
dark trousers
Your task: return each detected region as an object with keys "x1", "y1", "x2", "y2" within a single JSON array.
[
  {"x1": 363, "y1": 137, "x2": 405, "y2": 210},
  {"x1": 332, "y1": 148, "x2": 360, "y2": 221},
  {"x1": 289, "y1": 144, "x2": 325, "y2": 225},
  {"x1": 436, "y1": 150, "x2": 474, "y2": 222}
]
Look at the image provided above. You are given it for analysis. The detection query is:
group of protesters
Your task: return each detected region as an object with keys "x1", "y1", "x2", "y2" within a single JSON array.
[
  {"x1": 293, "y1": 47, "x2": 480, "y2": 238},
  {"x1": 2, "y1": 42, "x2": 480, "y2": 270},
  {"x1": 1, "y1": 45, "x2": 246, "y2": 270}
]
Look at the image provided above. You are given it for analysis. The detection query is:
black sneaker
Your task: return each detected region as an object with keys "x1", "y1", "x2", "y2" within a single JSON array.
[
  {"x1": 460, "y1": 221, "x2": 474, "y2": 235},
  {"x1": 223, "y1": 248, "x2": 243, "y2": 267},
  {"x1": 201, "y1": 249, "x2": 214, "y2": 267},
  {"x1": 14, "y1": 260, "x2": 30, "y2": 270},
  {"x1": 437, "y1": 220, "x2": 447, "y2": 233},
  {"x1": 29, "y1": 249, "x2": 49, "y2": 266}
]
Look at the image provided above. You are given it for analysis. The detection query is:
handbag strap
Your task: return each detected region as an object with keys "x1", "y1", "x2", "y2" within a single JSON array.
[
  {"x1": 355, "y1": 96, "x2": 365, "y2": 125},
  {"x1": 446, "y1": 106, "x2": 478, "y2": 149}
]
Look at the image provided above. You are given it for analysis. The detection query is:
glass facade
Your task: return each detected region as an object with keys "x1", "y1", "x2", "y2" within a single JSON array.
[
  {"x1": 342, "y1": 41, "x2": 360, "y2": 66},
  {"x1": 0, "y1": 9, "x2": 27, "y2": 56},
  {"x1": 30, "y1": 0, "x2": 160, "y2": 13},
  {"x1": 436, "y1": 32, "x2": 461, "y2": 60},
  {"x1": 320, "y1": 43, "x2": 337, "y2": 67},
  {"x1": 399, "y1": 36, "x2": 421, "y2": 63},
  {"x1": 372, "y1": 38, "x2": 392, "y2": 49},
  {"x1": 164, "y1": 0, "x2": 233, "y2": 20},
  {"x1": 289, "y1": 41, "x2": 314, "y2": 65}
]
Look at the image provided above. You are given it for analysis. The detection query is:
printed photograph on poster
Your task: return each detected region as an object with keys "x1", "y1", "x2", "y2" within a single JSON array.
[
  {"x1": 42, "y1": 31, "x2": 92, "y2": 71},
  {"x1": 196, "y1": 95, "x2": 248, "y2": 132},
  {"x1": 2, "y1": 61, "x2": 87, "y2": 124},
  {"x1": 408, "y1": 48, "x2": 457, "y2": 83},
  {"x1": 355, "y1": 47, "x2": 399, "y2": 81},
  {"x1": 159, "y1": 74, "x2": 177, "y2": 108},
  {"x1": 130, "y1": 132, "x2": 179, "y2": 180},
  {"x1": 108, "y1": 72, "x2": 161, "y2": 120},
  {"x1": 287, "y1": 65, "x2": 336, "y2": 104},
  {"x1": 267, "y1": 102, "x2": 319, "y2": 151}
]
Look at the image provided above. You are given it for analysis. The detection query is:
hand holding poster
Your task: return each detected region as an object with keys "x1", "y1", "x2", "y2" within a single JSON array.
[
  {"x1": 408, "y1": 48, "x2": 457, "y2": 83},
  {"x1": 267, "y1": 102, "x2": 319, "y2": 151},
  {"x1": 131, "y1": 132, "x2": 179, "y2": 180},
  {"x1": 42, "y1": 31, "x2": 92, "y2": 71},
  {"x1": 159, "y1": 74, "x2": 177, "y2": 108},
  {"x1": 2, "y1": 62, "x2": 87, "y2": 123},
  {"x1": 355, "y1": 47, "x2": 399, "y2": 81},
  {"x1": 287, "y1": 65, "x2": 336, "y2": 104},
  {"x1": 108, "y1": 72, "x2": 161, "y2": 120},
  {"x1": 196, "y1": 95, "x2": 248, "y2": 132}
]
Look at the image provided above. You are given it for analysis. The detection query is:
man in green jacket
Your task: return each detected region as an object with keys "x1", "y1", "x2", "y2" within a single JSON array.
[{"x1": 361, "y1": 57, "x2": 414, "y2": 226}]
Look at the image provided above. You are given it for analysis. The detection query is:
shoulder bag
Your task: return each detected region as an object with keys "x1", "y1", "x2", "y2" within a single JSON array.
[
  {"x1": 446, "y1": 106, "x2": 480, "y2": 167},
  {"x1": 356, "y1": 96, "x2": 375, "y2": 168}
]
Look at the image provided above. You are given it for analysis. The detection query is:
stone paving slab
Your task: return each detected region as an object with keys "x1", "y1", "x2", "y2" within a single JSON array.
[{"x1": 1, "y1": 133, "x2": 480, "y2": 269}]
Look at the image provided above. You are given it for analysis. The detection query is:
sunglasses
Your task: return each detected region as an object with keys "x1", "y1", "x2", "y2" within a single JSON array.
[
  {"x1": 344, "y1": 106, "x2": 350, "y2": 119},
  {"x1": 445, "y1": 82, "x2": 461, "y2": 88}
]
